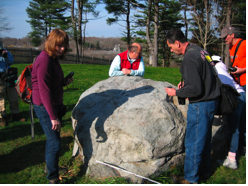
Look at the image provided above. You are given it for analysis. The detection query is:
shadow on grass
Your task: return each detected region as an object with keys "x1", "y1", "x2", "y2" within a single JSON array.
[
  {"x1": 0, "y1": 103, "x2": 76, "y2": 143},
  {"x1": 0, "y1": 136, "x2": 73, "y2": 174},
  {"x1": 65, "y1": 104, "x2": 76, "y2": 113},
  {"x1": 0, "y1": 122, "x2": 44, "y2": 143},
  {"x1": 64, "y1": 88, "x2": 80, "y2": 92}
]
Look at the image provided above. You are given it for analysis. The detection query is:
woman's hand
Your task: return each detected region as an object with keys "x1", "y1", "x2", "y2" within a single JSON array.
[
  {"x1": 51, "y1": 118, "x2": 61, "y2": 131},
  {"x1": 64, "y1": 77, "x2": 74, "y2": 86}
]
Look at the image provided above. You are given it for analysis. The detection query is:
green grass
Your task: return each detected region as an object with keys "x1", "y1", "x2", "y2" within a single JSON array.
[{"x1": 0, "y1": 64, "x2": 245, "y2": 184}]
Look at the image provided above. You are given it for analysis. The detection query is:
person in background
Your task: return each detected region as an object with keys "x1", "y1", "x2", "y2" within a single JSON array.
[
  {"x1": 219, "y1": 26, "x2": 246, "y2": 91},
  {"x1": 165, "y1": 28, "x2": 220, "y2": 184},
  {"x1": 212, "y1": 55, "x2": 246, "y2": 169},
  {"x1": 109, "y1": 43, "x2": 145, "y2": 77},
  {"x1": 0, "y1": 40, "x2": 25, "y2": 126},
  {"x1": 219, "y1": 26, "x2": 246, "y2": 155},
  {"x1": 31, "y1": 29, "x2": 73, "y2": 184}
]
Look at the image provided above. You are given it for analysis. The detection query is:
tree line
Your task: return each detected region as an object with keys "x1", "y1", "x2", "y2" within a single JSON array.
[{"x1": 9, "y1": 0, "x2": 247, "y2": 67}]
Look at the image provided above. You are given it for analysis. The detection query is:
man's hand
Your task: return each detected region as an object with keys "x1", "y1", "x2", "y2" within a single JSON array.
[
  {"x1": 51, "y1": 118, "x2": 61, "y2": 132},
  {"x1": 165, "y1": 87, "x2": 176, "y2": 97},
  {"x1": 230, "y1": 66, "x2": 246, "y2": 75},
  {"x1": 122, "y1": 68, "x2": 131, "y2": 75},
  {"x1": 1, "y1": 50, "x2": 8, "y2": 58},
  {"x1": 177, "y1": 81, "x2": 184, "y2": 89}
]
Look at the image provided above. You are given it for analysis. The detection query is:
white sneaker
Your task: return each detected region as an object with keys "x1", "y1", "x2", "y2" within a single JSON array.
[{"x1": 217, "y1": 156, "x2": 237, "y2": 169}]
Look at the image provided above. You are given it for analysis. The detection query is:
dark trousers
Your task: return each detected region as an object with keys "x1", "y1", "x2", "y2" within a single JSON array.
[{"x1": 33, "y1": 104, "x2": 61, "y2": 180}]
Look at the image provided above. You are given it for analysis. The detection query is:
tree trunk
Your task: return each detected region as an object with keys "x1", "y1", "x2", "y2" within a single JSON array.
[
  {"x1": 183, "y1": 2, "x2": 188, "y2": 38},
  {"x1": 71, "y1": 0, "x2": 80, "y2": 63},
  {"x1": 225, "y1": 0, "x2": 232, "y2": 68},
  {"x1": 82, "y1": 8, "x2": 87, "y2": 56},
  {"x1": 77, "y1": 0, "x2": 83, "y2": 57},
  {"x1": 153, "y1": 0, "x2": 158, "y2": 67},
  {"x1": 127, "y1": 0, "x2": 131, "y2": 46},
  {"x1": 146, "y1": 0, "x2": 153, "y2": 66}
]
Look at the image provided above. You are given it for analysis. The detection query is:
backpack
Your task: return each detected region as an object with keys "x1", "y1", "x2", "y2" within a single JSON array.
[
  {"x1": 15, "y1": 57, "x2": 36, "y2": 140},
  {"x1": 15, "y1": 64, "x2": 33, "y2": 103},
  {"x1": 1, "y1": 67, "x2": 18, "y2": 87}
]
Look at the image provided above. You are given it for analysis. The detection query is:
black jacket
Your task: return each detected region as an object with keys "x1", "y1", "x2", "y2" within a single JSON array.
[{"x1": 176, "y1": 44, "x2": 220, "y2": 103}]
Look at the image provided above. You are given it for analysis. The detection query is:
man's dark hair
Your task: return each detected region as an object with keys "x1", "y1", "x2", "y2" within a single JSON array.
[
  {"x1": 128, "y1": 45, "x2": 138, "y2": 52},
  {"x1": 165, "y1": 28, "x2": 187, "y2": 44}
]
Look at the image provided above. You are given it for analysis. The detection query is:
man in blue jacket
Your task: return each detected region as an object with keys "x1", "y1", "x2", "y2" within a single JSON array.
[{"x1": 0, "y1": 40, "x2": 25, "y2": 126}]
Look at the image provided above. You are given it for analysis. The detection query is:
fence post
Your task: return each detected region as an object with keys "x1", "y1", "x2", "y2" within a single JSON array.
[{"x1": 30, "y1": 48, "x2": 33, "y2": 63}]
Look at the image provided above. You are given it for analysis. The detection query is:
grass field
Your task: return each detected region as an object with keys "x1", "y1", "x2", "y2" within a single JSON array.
[{"x1": 0, "y1": 64, "x2": 245, "y2": 184}]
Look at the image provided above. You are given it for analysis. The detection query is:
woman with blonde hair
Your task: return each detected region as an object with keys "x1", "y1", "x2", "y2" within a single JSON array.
[{"x1": 32, "y1": 29, "x2": 73, "y2": 184}]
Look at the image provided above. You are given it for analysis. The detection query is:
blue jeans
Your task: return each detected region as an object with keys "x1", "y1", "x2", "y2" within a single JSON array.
[
  {"x1": 239, "y1": 85, "x2": 246, "y2": 147},
  {"x1": 241, "y1": 85, "x2": 246, "y2": 92},
  {"x1": 226, "y1": 92, "x2": 246, "y2": 152},
  {"x1": 184, "y1": 98, "x2": 219, "y2": 183},
  {"x1": 33, "y1": 104, "x2": 61, "y2": 180}
]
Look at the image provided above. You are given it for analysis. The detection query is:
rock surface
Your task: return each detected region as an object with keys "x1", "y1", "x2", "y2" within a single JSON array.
[
  {"x1": 71, "y1": 76, "x2": 188, "y2": 183},
  {"x1": 71, "y1": 76, "x2": 227, "y2": 183}
]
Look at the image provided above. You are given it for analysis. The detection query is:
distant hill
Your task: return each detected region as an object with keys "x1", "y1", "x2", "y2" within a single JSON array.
[
  {"x1": 0, "y1": 36, "x2": 127, "y2": 60},
  {"x1": 0, "y1": 37, "x2": 127, "y2": 51}
]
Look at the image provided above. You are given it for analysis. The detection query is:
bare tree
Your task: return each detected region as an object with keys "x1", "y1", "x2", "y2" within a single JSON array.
[
  {"x1": 71, "y1": 0, "x2": 84, "y2": 62},
  {"x1": 145, "y1": 0, "x2": 159, "y2": 67},
  {"x1": 186, "y1": 0, "x2": 225, "y2": 50},
  {"x1": 71, "y1": 0, "x2": 80, "y2": 63},
  {"x1": 71, "y1": 0, "x2": 99, "y2": 63},
  {"x1": 223, "y1": 0, "x2": 232, "y2": 67},
  {"x1": 0, "y1": 3, "x2": 12, "y2": 37}
]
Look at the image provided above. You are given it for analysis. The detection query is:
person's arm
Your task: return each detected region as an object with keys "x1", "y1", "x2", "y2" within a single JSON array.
[
  {"x1": 109, "y1": 55, "x2": 124, "y2": 77},
  {"x1": 215, "y1": 62, "x2": 237, "y2": 88},
  {"x1": 3, "y1": 49, "x2": 14, "y2": 67},
  {"x1": 231, "y1": 41, "x2": 246, "y2": 75},
  {"x1": 129, "y1": 56, "x2": 145, "y2": 77}
]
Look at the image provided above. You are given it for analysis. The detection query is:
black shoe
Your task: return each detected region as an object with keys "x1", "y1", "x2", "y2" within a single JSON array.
[
  {"x1": 0, "y1": 117, "x2": 7, "y2": 126},
  {"x1": 49, "y1": 177, "x2": 60, "y2": 184},
  {"x1": 12, "y1": 114, "x2": 25, "y2": 122},
  {"x1": 199, "y1": 173, "x2": 210, "y2": 181}
]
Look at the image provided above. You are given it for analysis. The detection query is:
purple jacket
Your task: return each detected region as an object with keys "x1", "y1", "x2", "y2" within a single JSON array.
[{"x1": 31, "y1": 50, "x2": 64, "y2": 120}]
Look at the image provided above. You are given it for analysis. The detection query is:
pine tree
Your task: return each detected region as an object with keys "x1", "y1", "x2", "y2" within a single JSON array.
[
  {"x1": 26, "y1": 0, "x2": 70, "y2": 46},
  {"x1": 71, "y1": 0, "x2": 99, "y2": 63},
  {"x1": 103, "y1": 0, "x2": 144, "y2": 46}
]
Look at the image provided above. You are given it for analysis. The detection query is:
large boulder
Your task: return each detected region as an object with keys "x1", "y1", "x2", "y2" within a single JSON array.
[
  {"x1": 71, "y1": 76, "x2": 188, "y2": 183},
  {"x1": 71, "y1": 76, "x2": 227, "y2": 183}
]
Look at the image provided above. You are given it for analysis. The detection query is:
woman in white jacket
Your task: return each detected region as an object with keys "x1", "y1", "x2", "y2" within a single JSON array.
[{"x1": 212, "y1": 55, "x2": 246, "y2": 169}]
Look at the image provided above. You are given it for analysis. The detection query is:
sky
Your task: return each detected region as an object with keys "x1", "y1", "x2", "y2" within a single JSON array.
[{"x1": 2, "y1": 0, "x2": 123, "y2": 39}]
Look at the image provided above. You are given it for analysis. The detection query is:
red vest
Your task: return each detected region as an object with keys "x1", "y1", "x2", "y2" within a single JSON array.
[{"x1": 118, "y1": 50, "x2": 141, "y2": 70}]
